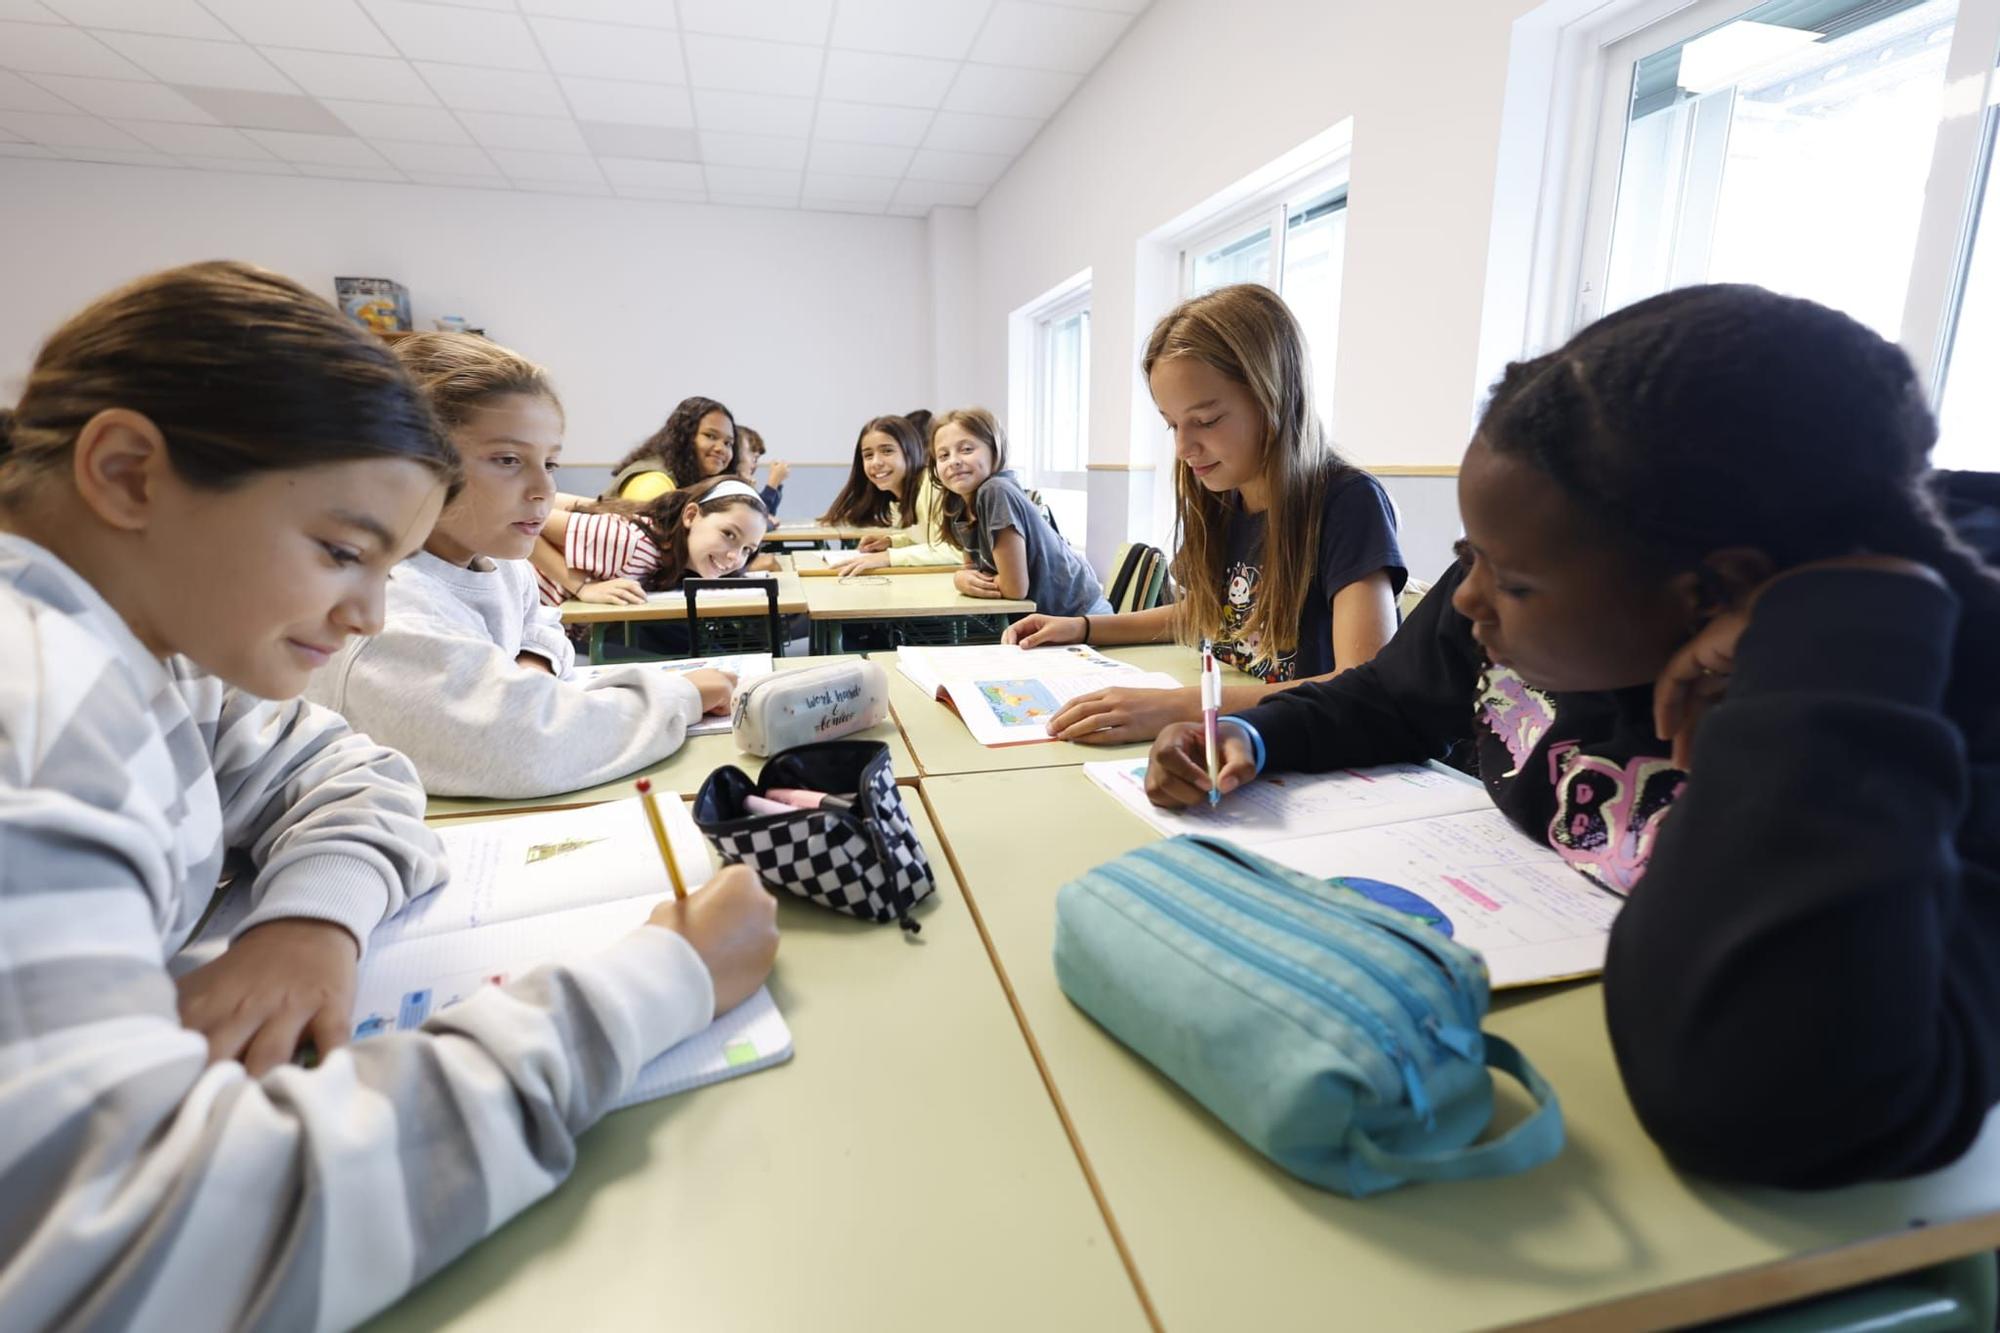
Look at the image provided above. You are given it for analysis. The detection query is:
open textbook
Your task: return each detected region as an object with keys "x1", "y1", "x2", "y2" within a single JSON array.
[
  {"x1": 793, "y1": 550, "x2": 956, "y2": 576},
  {"x1": 573, "y1": 653, "x2": 773, "y2": 737},
  {"x1": 353, "y1": 798, "x2": 791, "y2": 1108},
  {"x1": 1086, "y1": 759, "x2": 1621, "y2": 989},
  {"x1": 897, "y1": 644, "x2": 1183, "y2": 747}
]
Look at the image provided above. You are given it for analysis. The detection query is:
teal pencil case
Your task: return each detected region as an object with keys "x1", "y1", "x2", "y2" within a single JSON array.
[{"x1": 1053, "y1": 835, "x2": 1564, "y2": 1196}]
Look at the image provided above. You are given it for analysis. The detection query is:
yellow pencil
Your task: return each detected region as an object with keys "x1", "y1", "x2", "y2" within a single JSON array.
[{"x1": 635, "y1": 778, "x2": 687, "y2": 900}]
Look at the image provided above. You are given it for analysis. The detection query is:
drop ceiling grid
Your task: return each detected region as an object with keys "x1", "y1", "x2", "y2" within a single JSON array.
[{"x1": 0, "y1": 0, "x2": 1150, "y2": 214}]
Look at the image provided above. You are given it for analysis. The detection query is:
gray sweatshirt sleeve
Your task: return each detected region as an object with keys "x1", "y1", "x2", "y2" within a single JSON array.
[
  {"x1": 518, "y1": 565, "x2": 576, "y2": 674},
  {"x1": 318, "y1": 613, "x2": 704, "y2": 798}
]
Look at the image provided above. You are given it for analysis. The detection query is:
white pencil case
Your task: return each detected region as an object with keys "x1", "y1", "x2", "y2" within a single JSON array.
[{"x1": 732, "y1": 660, "x2": 889, "y2": 756}]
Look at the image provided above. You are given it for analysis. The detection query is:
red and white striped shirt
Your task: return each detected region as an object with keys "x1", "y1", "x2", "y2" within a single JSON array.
[{"x1": 537, "y1": 511, "x2": 664, "y2": 605}]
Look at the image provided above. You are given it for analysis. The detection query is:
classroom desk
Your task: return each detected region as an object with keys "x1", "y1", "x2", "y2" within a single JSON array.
[
  {"x1": 367, "y1": 799, "x2": 1149, "y2": 1333},
  {"x1": 792, "y1": 548, "x2": 958, "y2": 576},
  {"x1": 802, "y1": 569, "x2": 1033, "y2": 653},
  {"x1": 759, "y1": 521, "x2": 872, "y2": 548},
  {"x1": 884, "y1": 643, "x2": 1253, "y2": 779},
  {"x1": 424, "y1": 655, "x2": 917, "y2": 820},
  {"x1": 558, "y1": 563, "x2": 809, "y2": 661},
  {"x1": 920, "y1": 767, "x2": 2000, "y2": 1333}
]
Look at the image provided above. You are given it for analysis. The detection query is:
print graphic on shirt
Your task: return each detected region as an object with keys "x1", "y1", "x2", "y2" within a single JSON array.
[
  {"x1": 1543, "y1": 742, "x2": 1685, "y2": 895},
  {"x1": 1214, "y1": 560, "x2": 1294, "y2": 683},
  {"x1": 1476, "y1": 666, "x2": 1556, "y2": 777}
]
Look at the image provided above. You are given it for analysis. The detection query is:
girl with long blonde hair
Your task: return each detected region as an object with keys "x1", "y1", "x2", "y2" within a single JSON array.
[{"x1": 1004, "y1": 282, "x2": 1404, "y2": 741}]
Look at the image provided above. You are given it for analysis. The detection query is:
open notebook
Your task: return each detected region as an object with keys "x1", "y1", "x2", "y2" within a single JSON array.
[
  {"x1": 353, "y1": 798, "x2": 791, "y2": 1108},
  {"x1": 897, "y1": 644, "x2": 1183, "y2": 747},
  {"x1": 1085, "y1": 759, "x2": 1622, "y2": 989},
  {"x1": 572, "y1": 653, "x2": 773, "y2": 737}
]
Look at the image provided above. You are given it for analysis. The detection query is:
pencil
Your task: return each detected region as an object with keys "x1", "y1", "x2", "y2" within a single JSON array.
[{"x1": 635, "y1": 778, "x2": 687, "y2": 900}]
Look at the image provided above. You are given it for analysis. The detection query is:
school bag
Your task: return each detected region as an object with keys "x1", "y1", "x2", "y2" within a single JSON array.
[{"x1": 1053, "y1": 835, "x2": 1564, "y2": 1196}]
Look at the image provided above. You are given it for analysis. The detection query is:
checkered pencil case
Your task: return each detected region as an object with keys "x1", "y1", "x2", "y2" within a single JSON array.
[{"x1": 692, "y1": 740, "x2": 935, "y2": 932}]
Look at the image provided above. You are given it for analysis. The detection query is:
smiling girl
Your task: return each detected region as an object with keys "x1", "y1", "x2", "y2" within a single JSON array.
[
  {"x1": 820, "y1": 414, "x2": 958, "y2": 573},
  {"x1": 1004, "y1": 284, "x2": 1404, "y2": 741},
  {"x1": 1146, "y1": 284, "x2": 2000, "y2": 1189},
  {"x1": 0, "y1": 263, "x2": 778, "y2": 1329},
  {"x1": 932, "y1": 407, "x2": 1108, "y2": 616},
  {"x1": 605, "y1": 394, "x2": 737, "y2": 503},
  {"x1": 531, "y1": 474, "x2": 772, "y2": 608},
  {"x1": 306, "y1": 334, "x2": 734, "y2": 798}
]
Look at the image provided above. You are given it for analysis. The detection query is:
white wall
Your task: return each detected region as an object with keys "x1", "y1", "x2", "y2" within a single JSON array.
[
  {"x1": 970, "y1": 0, "x2": 1545, "y2": 576},
  {"x1": 0, "y1": 158, "x2": 933, "y2": 485}
]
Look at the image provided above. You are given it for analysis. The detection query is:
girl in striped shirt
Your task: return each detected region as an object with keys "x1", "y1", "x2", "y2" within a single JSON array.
[{"x1": 532, "y1": 474, "x2": 772, "y2": 609}]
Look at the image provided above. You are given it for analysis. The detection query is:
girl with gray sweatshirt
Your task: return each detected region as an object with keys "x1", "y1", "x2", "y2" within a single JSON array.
[{"x1": 306, "y1": 335, "x2": 767, "y2": 799}]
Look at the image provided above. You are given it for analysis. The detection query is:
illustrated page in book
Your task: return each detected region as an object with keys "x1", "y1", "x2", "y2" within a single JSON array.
[
  {"x1": 573, "y1": 653, "x2": 774, "y2": 735},
  {"x1": 1084, "y1": 759, "x2": 1620, "y2": 988},
  {"x1": 897, "y1": 644, "x2": 1182, "y2": 747}
]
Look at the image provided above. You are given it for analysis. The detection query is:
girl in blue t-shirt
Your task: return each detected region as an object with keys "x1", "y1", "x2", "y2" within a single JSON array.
[{"x1": 1004, "y1": 283, "x2": 1405, "y2": 742}]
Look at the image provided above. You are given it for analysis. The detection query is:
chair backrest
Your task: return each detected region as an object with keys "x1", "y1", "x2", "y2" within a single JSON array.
[
  {"x1": 1397, "y1": 575, "x2": 1434, "y2": 620},
  {"x1": 1023, "y1": 486, "x2": 1061, "y2": 537},
  {"x1": 1139, "y1": 550, "x2": 1171, "y2": 611},
  {"x1": 1105, "y1": 542, "x2": 1145, "y2": 611},
  {"x1": 682, "y1": 577, "x2": 784, "y2": 657}
]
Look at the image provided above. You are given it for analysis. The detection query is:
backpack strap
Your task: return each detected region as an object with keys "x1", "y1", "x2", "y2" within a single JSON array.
[{"x1": 1346, "y1": 1035, "x2": 1564, "y2": 1182}]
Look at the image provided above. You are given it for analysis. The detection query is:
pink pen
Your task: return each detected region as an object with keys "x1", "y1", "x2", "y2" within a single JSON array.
[{"x1": 1201, "y1": 641, "x2": 1222, "y2": 806}]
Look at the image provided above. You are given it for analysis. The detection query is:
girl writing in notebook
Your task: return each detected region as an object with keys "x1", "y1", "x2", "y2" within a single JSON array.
[
  {"x1": 933, "y1": 406, "x2": 1110, "y2": 617},
  {"x1": 306, "y1": 333, "x2": 735, "y2": 798},
  {"x1": 1004, "y1": 283, "x2": 1404, "y2": 741},
  {"x1": 604, "y1": 394, "x2": 737, "y2": 502},
  {"x1": 1146, "y1": 284, "x2": 2000, "y2": 1189},
  {"x1": 821, "y1": 414, "x2": 960, "y2": 573},
  {"x1": 531, "y1": 473, "x2": 772, "y2": 608},
  {"x1": 0, "y1": 262, "x2": 777, "y2": 1330}
]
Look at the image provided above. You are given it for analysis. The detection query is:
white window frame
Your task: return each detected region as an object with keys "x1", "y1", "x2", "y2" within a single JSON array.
[
  {"x1": 1531, "y1": 0, "x2": 2000, "y2": 402},
  {"x1": 1176, "y1": 161, "x2": 1352, "y2": 302},
  {"x1": 1007, "y1": 268, "x2": 1093, "y2": 495}
]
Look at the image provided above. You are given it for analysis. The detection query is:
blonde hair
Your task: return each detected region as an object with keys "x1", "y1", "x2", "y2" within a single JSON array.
[
  {"x1": 388, "y1": 331, "x2": 561, "y2": 429},
  {"x1": 1143, "y1": 283, "x2": 1343, "y2": 660},
  {"x1": 928, "y1": 406, "x2": 1009, "y2": 553}
]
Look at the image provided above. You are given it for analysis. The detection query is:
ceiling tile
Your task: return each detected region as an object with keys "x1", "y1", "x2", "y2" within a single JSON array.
[
  {"x1": 372, "y1": 138, "x2": 500, "y2": 174},
  {"x1": 113, "y1": 119, "x2": 271, "y2": 157},
  {"x1": 415, "y1": 62, "x2": 567, "y2": 114},
  {"x1": 65, "y1": 145, "x2": 180, "y2": 165},
  {"x1": 263, "y1": 49, "x2": 436, "y2": 104},
  {"x1": 361, "y1": 0, "x2": 543, "y2": 70},
  {"x1": 488, "y1": 146, "x2": 601, "y2": 181},
  {"x1": 295, "y1": 160, "x2": 405, "y2": 181},
  {"x1": 0, "y1": 108, "x2": 145, "y2": 147},
  {"x1": 0, "y1": 70, "x2": 73, "y2": 112},
  {"x1": 1061, "y1": 0, "x2": 1150, "y2": 10},
  {"x1": 906, "y1": 145, "x2": 1007, "y2": 184},
  {"x1": 0, "y1": 120, "x2": 20, "y2": 140},
  {"x1": 577, "y1": 119, "x2": 695, "y2": 160},
  {"x1": 0, "y1": 142, "x2": 60, "y2": 157},
  {"x1": 43, "y1": 0, "x2": 232, "y2": 38},
  {"x1": 174, "y1": 85, "x2": 351, "y2": 132},
  {"x1": 558, "y1": 74, "x2": 690, "y2": 127},
  {"x1": 527, "y1": 16, "x2": 679, "y2": 80},
  {"x1": 891, "y1": 176, "x2": 985, "y2": 208},
  {"x1": 804, "y1": 196, "x2": 888, "y2": 216},
  {"x1": 0, "y1": 1, "x2": 62, "y2": 20},
  {"x1": 800, "y1": 170, "x2": 897, "y2": 203},
  {"x1": 459, "y1": 109, "x2": 587, "y2": 152},
  {"x1": 709, "y1": 194, "x2": 791, "y2": 209},
  {"x1": 819, "y1": 49, "x2": 955, "y2": 109},
  {"x1": 0, "y1": 22, "x2": 148, "y2": 77},
  {"x1": 26, "y1": 72, "x2": 219, "y2": 121},
  {"x1": 597, "y1": 154, "x2": 701, "y2": 189},
  {"x1": 197, "y1": 0, "x2": 398, "y2": 57},
  {"x1": 515, "y1": 176, "x2": 613, "y2": 195},
  {"x1": 698, "y1": 127, "x2": 805, "y2": 170},
  {"x1": 180, "y1": 153, "x2": 298, "y2": 173},
  {"x1": 403, "y1": 169, "x2": 509, "y2": 188},
  {"x1": 809, "y1": 98, "x2": 930, "y2": 146},
  {"x1": 614, "y1": 184, "x2": 706, "y2": 201},
  {"x1": 244, "y1": 127, "x2": 387, "y2": 165},
  {"x1": 830, "y1": 0, "x2": 988, "y2": 60},
  {"x1": 806, "y1": 137, "x2": 909, "y2": 177},
  {"x1": 691, "y1": 87, "x2": 812, "y2": 138},
  {"x1": 923, "y1": 108, "x2": 1039, "y2": 156},
  {"x1": 677, "y1": 0, "x2": 830, "y2": 44},
  {"x1": 683, "y1": 33, "x2": 821, "y2": 95},
  {"x1": 518, "y1": 0, "x2": 677, "y2": 27},
  {"x1": 702, "y1": 163, "x2": 797, "y2": 196},
  {"x1": 970, "y1": 2, "x2": 1130, "y2": 75},
  {"x1": 97, "y1": 33, "x2": 296, "y2": 92},
  {"x1": 941, "y1": 61, "x2": 1075, "y2": 117},
  {"x1": 321, "y1": 98, "x2": 470, "y2": 143}
]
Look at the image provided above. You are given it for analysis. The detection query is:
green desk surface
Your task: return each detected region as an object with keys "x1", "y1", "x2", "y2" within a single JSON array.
[
  {"x1": 920, "y1": 767, "x2": 2000, "y2": 1332},
  {"x1": 367, "y1": 797, "x2": 1150, "y2": 1333}
]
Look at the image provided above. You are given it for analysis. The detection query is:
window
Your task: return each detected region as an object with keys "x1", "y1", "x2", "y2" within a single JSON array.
[
  {"x1": 1034, "y1": 301, "x2": 1090, "y2": 489},
  {"x1": 1561, "y1": 0, "x2": 2000, "y2": 470},
  {"x1": 1181, "y1": 171, "x2": 1349, "y2": 409}
]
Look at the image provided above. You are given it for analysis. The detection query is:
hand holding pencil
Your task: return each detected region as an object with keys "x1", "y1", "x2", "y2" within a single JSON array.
[{"x1": 637, "y1": 780, "x2": 780, "y2": 1013}]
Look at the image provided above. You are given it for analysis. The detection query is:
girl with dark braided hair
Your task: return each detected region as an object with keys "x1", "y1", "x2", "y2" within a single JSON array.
[
  {"x1": 603, "y1": 394, "x2": 736, "y2": 502},
  {"x1": 1145, "y1": 283, "x2": 2000, "y2": 1188}
]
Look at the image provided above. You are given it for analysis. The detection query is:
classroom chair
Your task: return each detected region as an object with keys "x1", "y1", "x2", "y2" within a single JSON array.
[
  {"x1": 682, "y1": 578, "x2": 787, "y2": 658},
  {"x1": 1398, "y1": 575, "x2": 1434, "y2": 620},
  {"x1": 1699, "y1": 1250, "x2": 1996, "y2": 1332}
]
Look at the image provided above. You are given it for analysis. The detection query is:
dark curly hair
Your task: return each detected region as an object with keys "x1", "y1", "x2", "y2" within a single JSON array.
[{"x1": 612, "y1": 395, "x2": 735, "y2": 487}]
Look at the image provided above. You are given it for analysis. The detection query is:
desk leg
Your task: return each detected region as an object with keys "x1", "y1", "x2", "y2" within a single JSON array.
[
  {"x1": 589, "y1": 623, "x2": 606, "y2": 664},
  {"x1": 824, "y1": 621, "x2": 844, "y2": 654}
]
